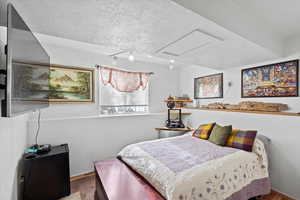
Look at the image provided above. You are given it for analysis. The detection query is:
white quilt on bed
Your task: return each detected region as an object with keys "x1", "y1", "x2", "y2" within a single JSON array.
[{"x1": 118, "y1": 134, "x2": 269, "y2": 200}]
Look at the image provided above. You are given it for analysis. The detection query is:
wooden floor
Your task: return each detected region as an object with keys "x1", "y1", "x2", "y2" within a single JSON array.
[
  {"x1": 71, "y1": 174, "x2": 95, "y2": 200},
  {"x1": 70, "y1": 174, "x2": 294, "y2": 200},
  {"x1": 260, "y1": 192, "x2": 294, "y2": 200}
]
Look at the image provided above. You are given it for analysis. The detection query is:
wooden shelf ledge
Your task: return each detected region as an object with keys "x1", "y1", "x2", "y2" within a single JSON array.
[
  {"x1": 183, "y1": 107, "x2": 300, "y2": 117},
  {"x1": 155, "y1": 127, "x2": 195, "y2": 131},
  {"x1": 167, "y1": 111, "x2": 192, "y2": 115},
  {"x1": 164, "y1": 99, "x2": 193, "y2": 103}
]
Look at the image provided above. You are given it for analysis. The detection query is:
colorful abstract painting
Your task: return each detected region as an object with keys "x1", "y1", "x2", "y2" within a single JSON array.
[
  {"x1": 49, "y1": 65, "x2": 94, "y2": 102},
  {"x1": 194, "y1": 73, "x2": 223, "y2": 99},
  {"x1": 242, "y1": 60, "x2": 298, "y2": 97}
]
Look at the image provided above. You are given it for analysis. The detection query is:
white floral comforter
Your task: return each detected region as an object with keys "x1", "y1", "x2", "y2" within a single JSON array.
[{"x1": 118, "y1": 134, "x2": 270, "y2": 200}]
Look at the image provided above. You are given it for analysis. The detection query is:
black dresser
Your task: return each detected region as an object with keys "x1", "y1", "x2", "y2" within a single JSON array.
[{"x1": 21, "y1": 144, "x2": 70, "y2": 200}]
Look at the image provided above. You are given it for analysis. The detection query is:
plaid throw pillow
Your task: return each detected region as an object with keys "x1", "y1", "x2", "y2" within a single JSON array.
[
  {"x1": 192, "y1": 123, "x2": 216, "y2": 139},
  {"x1": 227, "y1": 129, "x2": 257, "y2": 152}
]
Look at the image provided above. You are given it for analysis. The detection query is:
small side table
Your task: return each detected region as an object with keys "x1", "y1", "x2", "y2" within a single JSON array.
[
  {"x1": 155, "y1": 127, "x2": 195, "y2": 139},
  {"x1": 22, "y1": 144, "x2": 70, "y2": 200}
]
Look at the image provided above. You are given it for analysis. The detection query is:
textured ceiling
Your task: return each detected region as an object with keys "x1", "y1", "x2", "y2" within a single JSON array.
[
  {"x1": 0, "y1": 0, "x2": 288, "y2": 68},
  {"x1": 232, "y1": 0, "x2": 300, "y2": 39},
  {"x1": 7, "y1": 0, "x2": 205, "y2": 53}
]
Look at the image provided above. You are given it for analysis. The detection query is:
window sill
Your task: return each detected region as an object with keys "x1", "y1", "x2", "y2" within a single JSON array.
[
  {"x1": 99, "y1": 112, "x2": 162, "y2": 118},
  {"x1": 33, "y1": 112, "x2": 165, "y2": 122}
]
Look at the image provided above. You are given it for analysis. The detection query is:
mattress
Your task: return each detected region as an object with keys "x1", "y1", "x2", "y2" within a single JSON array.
[{"x1": 118, "y1": 134, "x2": 271, "y2": 200}]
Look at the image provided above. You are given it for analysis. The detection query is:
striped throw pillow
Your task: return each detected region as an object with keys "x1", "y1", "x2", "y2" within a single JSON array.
[
  {"x1": 227, "y1": 129, "x2": 257, "y2": 152},
  {"x1": 192, "y1": 123, "x2": 216, "y2": 139}
]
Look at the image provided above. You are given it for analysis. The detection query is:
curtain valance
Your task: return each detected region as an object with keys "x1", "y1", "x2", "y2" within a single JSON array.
[{"x1": 99, "y1": 66, "x2": 152, "y2": 93}]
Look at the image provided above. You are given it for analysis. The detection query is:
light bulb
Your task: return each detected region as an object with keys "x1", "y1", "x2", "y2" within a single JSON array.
[
  {"x1": 170, "y1": 59, "x2": 175, "y2": 63},
  {"x1": 128, "y1": 53, "x2": 135, "y2": 62}
]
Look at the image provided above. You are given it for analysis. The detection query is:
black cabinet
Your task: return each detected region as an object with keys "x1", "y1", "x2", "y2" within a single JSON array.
[{"x1": 21, "y1": 144, "x2": 70, "y2": 200}]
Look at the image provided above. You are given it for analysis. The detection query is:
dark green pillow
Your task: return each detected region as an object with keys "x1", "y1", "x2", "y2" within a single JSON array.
[{"x1": 208, "y1": 124, "x2": 232, "y2": 146}]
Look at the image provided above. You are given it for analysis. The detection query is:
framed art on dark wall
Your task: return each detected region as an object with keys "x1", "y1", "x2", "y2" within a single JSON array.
[
  {"x1": 241, "y1": 60, "x2": 298, "y2": 98},
  {"x1": 194, "y1": 73, "x2": 223, "y2": 99}
]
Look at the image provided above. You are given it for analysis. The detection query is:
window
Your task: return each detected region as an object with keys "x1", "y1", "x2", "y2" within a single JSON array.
[
  {"x1": 99, "y1": 66, "x2": 150, "y2": 115},
  {"x1": 100, "y1": 83, "x2": 149, "y2": 115}
]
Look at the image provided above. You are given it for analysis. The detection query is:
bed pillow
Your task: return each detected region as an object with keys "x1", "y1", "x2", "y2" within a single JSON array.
[
  {"x1": 192, "y1": 122, "x2": 216, "y2": 139},
  {"x1": 208, "y1": 124, "x2": 232, "y2": 146},
  {"x1": 227, "y1": 129, "x2": 257, "y2": 152}
]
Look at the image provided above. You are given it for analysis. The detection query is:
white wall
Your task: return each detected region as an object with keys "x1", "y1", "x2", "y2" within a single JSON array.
[
  {"x1": 179, "y1": 56, "x2": 300, "y2": 199},
  {"x1": 0, "y1": 114, "x2": 29, "y2": 200},
  {"x1": 27, "y1": 41, "x2": 179, "y2": 176},
  {"x1": 179, "y1": 56, "x2": 300, "y2": 112},
  {"x1": 28, "y1": 114, "x2": 166, "y2": 176}
]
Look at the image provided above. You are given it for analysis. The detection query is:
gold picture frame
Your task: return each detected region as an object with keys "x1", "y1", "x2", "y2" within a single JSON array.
[{"x1": 49, "y1": 64, "x2": 94, "y2": 103}]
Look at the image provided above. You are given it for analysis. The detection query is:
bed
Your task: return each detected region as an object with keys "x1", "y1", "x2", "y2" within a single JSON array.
[{"x1": 117, "y1": 133, "x2": 271, "y2": 200}]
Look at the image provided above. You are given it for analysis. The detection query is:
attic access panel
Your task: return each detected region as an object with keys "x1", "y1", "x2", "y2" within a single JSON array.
[{"x1": 156, "y1": 29, "x2": 223, "y2": 57}]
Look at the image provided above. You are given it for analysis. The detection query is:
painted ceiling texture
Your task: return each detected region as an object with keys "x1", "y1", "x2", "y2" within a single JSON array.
[{"x1": 0, "y1": 0, "x2": 299, "y2": 69}]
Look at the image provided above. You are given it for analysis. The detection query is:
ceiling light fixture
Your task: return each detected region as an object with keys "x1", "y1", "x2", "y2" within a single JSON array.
[
  {"x1": 170, "y1": 59, "x2": 175, "y2": 63},
  {"x1": 169, "y1": 65, "x2": 174, "y2": 70},
  {"x1": 128, "y1": 52, "x2": 135, "y2": 62}
]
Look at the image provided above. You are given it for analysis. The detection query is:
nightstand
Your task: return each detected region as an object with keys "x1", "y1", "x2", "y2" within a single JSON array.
[
  {"x1": 155, "y1": 127, "x2": 195, "y2": 139},
  {"x1": 21, "y1": 144, "x2": 70, "y2": 200}
]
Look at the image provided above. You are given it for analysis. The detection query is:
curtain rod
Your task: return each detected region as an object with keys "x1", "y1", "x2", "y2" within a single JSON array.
[{"x1": 95, "y1": 65, "x2": 154, "y2": 75}]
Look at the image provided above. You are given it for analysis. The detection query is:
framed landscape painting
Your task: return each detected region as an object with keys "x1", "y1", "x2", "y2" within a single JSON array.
[
  {"x1": 49, "y1": 65, "x2": 94, "y2": 103},
  {"x1": 242, "y1": 60, "x2": 298, "y2": 98},
  {"x1": 194, "y1": 73, "x2": 223, "y2": 99}
]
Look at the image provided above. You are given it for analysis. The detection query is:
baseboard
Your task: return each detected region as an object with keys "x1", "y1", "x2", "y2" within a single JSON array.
[
  {"x1": 70, "y1": 171, "x2": 95, "y2": 182},
  {"x1": 272, "y1": 188, "x2": 296, "y2": 200}
]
